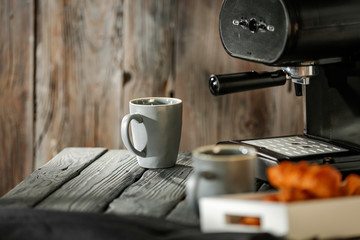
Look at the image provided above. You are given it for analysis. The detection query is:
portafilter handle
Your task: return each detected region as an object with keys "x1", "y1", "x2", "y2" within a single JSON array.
[{"x1": 209, "y1": 70, "x2": 287, "y2": 96}]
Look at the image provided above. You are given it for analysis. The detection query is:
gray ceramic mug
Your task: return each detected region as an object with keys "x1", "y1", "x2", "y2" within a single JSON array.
[
  {"x1": 186, "y1": 144, "x2": 257, "y2": 213},
  {"x1": 121, "y1": 97, "x2": 182, "y2": 168}
]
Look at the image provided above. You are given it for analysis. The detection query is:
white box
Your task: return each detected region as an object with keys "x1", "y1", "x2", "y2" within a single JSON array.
[{"x1": 200, "y1": 192, "x2": 360, "y2": 240}]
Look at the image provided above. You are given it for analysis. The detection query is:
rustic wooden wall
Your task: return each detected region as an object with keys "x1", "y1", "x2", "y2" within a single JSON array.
[
  {"x1": 0, "y1": 0, "x2": 303, "y2": 196},
  {"x1": 34, "y1": 0, "x2": 123, "y2": 167},
  {"x1": 0, "y1": 0, "x2": 34, "y2": 197}
]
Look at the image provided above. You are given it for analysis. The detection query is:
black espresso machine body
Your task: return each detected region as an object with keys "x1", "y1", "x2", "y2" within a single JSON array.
[{"x1": 210, "y1": 0, "x2": 360, "y2": 181}]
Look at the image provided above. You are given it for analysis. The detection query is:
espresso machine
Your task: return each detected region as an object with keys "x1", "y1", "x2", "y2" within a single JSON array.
[{"x1": 210, "y1": 0, "x2": 360, "y2": 181}]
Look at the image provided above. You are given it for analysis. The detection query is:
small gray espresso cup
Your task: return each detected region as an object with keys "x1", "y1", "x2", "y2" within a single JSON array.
[
  {"x1": 121, "y1": 97, "x2": 182, "y2": 168},
  {"x1": 186, "y1": 144, "x2": 257, "y2": 213}
]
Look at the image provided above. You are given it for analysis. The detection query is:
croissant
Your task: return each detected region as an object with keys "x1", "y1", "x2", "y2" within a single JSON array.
[
  {"x1": 342, "y1": 174, "x2": 360, "y2": 196},
  {"x1": 266, "y1": 161, "x2": 360, "y2": 202}
]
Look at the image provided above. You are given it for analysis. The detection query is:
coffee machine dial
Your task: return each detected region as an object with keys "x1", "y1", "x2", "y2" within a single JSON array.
[
  {"x1": 220, "y1": 0, "x2": 360, "y2": 66},
  {"x1": 220, "y1": 0, "x2": 289, "y2": 64}
]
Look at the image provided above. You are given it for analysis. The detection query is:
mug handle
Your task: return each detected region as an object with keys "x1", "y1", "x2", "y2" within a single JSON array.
[
  {"x1": 121, "y1": 113, "x2": 147, "y2": 158},
  {"x1": 186, "y1": 171, "x2": 215, "y2": 215}
]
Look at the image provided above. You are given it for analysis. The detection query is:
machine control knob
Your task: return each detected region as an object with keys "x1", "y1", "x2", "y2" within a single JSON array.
[{"x1": 232, "y1": 17, "x2": 274, "y2": 33}]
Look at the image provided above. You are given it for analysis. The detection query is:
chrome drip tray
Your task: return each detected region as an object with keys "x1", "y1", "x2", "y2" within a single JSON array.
[{"x1": 242, "y1": 136, "x2": 349, "y2": 158}]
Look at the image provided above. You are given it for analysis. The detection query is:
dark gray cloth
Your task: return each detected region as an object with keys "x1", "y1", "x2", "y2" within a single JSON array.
[{"x1": 0, "y1": 208, "x2": 281, "y2": 240}]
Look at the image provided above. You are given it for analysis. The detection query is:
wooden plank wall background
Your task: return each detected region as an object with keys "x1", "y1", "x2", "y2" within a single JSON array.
[{"x1": 0, "y1": 0, "x2": 303, "y2": 196}]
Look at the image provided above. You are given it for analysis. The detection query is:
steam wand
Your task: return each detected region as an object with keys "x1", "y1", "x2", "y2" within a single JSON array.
[{"x1": 209, "y1": 66, "x2": 319, "y2": 96}]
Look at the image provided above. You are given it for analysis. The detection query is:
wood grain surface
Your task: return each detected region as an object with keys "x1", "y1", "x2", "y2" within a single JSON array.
[
  {"x1": 122, "y1": 0, "x2": 178, "y2": 111},
  {"x1": 106, "y1": 152, "x2": 193, "y2": 218},
  {"x1": 166, "y1": 199, "x2": 199, "y2": 226},
  {"x1": 34, "y1": 0, "x2": 124, "y2": 168},
  {"x1": 0, "y1": 0, "x2": 34, "y2": 197},
  {"x1": 0, "y1": 148, "x2": 106, "y2": 208},
  {"x1": 36, "y1": 150, "x2": 145, "y2": 212},
  {"x1": 0, "y1": 0, "x2": 304, "y2": 197}
]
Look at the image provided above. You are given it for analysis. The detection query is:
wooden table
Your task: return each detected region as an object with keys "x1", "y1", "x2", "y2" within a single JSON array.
[
  {"x1": 3, "y1": 148, "x2": 360, "y2": 240},
  {"x1": 0, "y1": 148, "x2": 198, "y2": 224},
  {"x1": 0, "y1": 148, "x2": 280, "y2": 240}
]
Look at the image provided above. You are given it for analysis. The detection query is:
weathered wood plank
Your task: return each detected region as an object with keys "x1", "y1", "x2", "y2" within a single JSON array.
[
  {"x1": 0, "y1": 148, "x2": 106, "y2": 207},
  {"x1": 166, "y1": 199, "x2": 199, "y2": 226},
  {"x1": 175, "y1": 0, "x2": 303, "y2": 151},
  {"x1": 36, "y1": 150, "x2": 145, "y2": 212},
  {"x1": 121, "y1": 0, "x2": 177, "y2": 117},
  {"x1": 35, "y1": 0, "x2": 124, "y2": 168},
  {"x1": 0, "y1": 0, "x2": 34, "y2": 196},
  {"x1": 106, "y1": 152, "x2": 193, "y2": 218}
]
